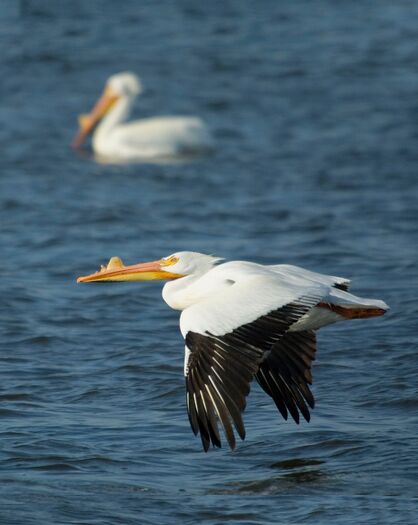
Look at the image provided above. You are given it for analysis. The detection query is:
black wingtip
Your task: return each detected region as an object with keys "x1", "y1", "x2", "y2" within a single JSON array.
[{"x1": 201, "y1": 434, "x2": 210, "y2": 452}]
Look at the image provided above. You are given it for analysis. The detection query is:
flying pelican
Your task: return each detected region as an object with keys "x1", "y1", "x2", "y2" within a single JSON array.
[
  {"x1": 72, "y1": 72, "x2": 213, "y2": 161},
  {"x1": 77, "y1": 251, "x2": 388, "y2": 451}
]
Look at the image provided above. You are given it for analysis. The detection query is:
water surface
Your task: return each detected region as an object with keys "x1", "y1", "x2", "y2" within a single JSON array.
[{"x1": 1, "y1": 1, "x2": 417, "y2": 523}]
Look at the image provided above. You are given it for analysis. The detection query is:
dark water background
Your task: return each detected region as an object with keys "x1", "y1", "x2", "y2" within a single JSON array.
[{"x1": 1, "y1": 1, "x2": 418, "y2": 523}]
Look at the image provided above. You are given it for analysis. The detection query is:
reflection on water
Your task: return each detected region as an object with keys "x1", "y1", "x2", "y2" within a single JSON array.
[
  {"x1": 93, "y1": 150, "x2": 212, "y2": 166},
  {"x1": 269, "y1": 457, "x2": 325, "y2": 470},
  {"x1": 213, "y1": 458, "x2": 327, "y2": 495}
]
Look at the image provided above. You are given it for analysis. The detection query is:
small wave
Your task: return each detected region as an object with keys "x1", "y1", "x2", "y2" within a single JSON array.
[
  {"x1": 212, "y1": 468, "x2": 327, "y2": 495},
  {"x1": 381, "y1": 397, "x2": 418, "y2": 410},
  {"x1": 0, "y1": 393, "x2": 33, "y2": 402},
  {"x1": 30, "y1": 463, "x2": 80, "y2": 472},
  {"x1": 0, "y1": 408, "x2": 25, "y2": 417},
  {"x1": 270, "y1": 457, "x2": 325, "y2": 470}
]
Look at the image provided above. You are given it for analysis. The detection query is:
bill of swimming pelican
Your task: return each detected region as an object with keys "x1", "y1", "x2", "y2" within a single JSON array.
[{"x1": 72, "y1": 86, "x2": 120, "y2": 149}]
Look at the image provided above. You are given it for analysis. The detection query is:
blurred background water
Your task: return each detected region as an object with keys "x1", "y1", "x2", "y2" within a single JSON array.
[{"x1": 1, "y1": 1, "x2": 417, "y2": 523}]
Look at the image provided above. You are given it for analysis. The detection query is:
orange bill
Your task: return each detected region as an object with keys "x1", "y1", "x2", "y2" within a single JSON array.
[
  {"x1": 72, "y1": 87, "x2": 119, "y2": 149},
  {"x1": 77, "y1": 256, "x2": 184, "y2": 283}
]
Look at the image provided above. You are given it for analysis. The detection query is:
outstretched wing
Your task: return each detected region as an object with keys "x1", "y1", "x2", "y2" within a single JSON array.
[
  {"x1": 180, "y1": 271, "x2": 327, "y2": 451},
  {"x1": 255, "y1": 330, "x2": 317, "y2": 424}
]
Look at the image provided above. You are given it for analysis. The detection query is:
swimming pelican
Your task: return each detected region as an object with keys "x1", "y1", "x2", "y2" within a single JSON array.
[
  {"x1": 72, "y1": 72, "x2": 213, "y2": 161},
  {"x1": 77, "y1": 251, "x2": 388, "y2": 451}
]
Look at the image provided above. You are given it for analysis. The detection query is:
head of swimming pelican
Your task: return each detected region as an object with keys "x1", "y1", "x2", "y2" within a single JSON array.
[
  {"x1": 107, "y1": 72, "x2": 142, "y2": 98},
  {"x1": 72, "y1": 71, "x2": 142, "y2": 149},
  {"x1": 76, "y1": 252, "x2": 221, "y2": 283}
]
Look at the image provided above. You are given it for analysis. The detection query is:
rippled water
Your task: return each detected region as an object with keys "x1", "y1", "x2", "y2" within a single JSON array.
[{"x1": 1, "y1": 1, "x2": 418, "y2": 523}]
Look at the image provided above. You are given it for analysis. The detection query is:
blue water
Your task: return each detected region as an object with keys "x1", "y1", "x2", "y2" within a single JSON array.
[{"x1": 1, "y1": 1, "x2": 417, "y2": 523}]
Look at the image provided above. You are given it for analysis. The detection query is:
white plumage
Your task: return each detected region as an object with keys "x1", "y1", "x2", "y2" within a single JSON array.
[
  {"x1": 77, "y1": 251, "x2": 388, "y2": 451},
  {"x1": 72, "y1": 72, "x2": 213, "y2": 162}
]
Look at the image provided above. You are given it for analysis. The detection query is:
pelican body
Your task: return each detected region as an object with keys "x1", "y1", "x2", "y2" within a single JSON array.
[
  {"x1": 72, "y1": 72, "x2": 213, "y2": 161},
  {"x1": 77, "y1": 252, "x2": 388, "y2": 451}
]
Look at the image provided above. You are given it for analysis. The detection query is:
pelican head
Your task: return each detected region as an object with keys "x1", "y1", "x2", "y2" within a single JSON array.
[
  {"x1": 107, "y1": 72, "x2": 142, "y2": 98},
  {"x1": 72, "y1": 71, "x2": 142, "y2": 149},
  {"x1": 77, "y1": 251, "x2": 221, "y2": 283}
]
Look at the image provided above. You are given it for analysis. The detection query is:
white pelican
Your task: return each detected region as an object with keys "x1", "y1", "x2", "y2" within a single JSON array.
[
  {"x1": 77, "y1": 251, "x2": 388, "y2": 451},
  {"x1": 72, "y1": 72, "x2": 213, "y2": 161}
]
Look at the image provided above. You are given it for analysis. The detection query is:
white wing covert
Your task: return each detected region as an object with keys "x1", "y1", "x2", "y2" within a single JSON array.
[{"x1": 268, "y1": 264, "x2": 351, "y2": 291}]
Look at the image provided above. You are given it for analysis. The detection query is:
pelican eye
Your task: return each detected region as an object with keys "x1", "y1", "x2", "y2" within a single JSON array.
[{"x1": 161, "y1": 256, "x2": 179, "y2": 267}]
